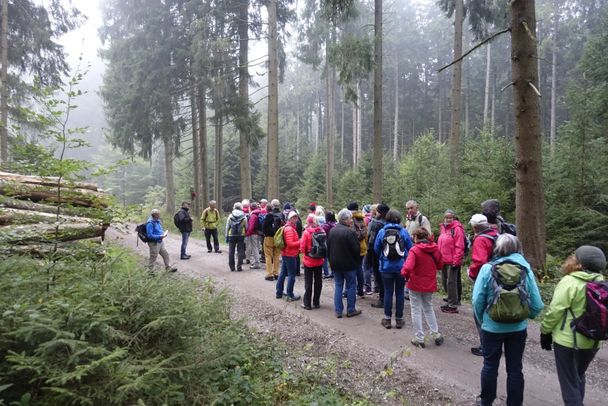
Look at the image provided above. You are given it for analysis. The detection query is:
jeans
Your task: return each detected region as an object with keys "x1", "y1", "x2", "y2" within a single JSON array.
[
  {"x1": 356, "y1": 257, "x2": 364, "y2": 295},
  {"x1": 303, "y1": 265, "x2": 323, "y2": 307},
  {"x1": 245, "y1": 235, "x2": 260, "y2": 265},
  {"x1": 409, "y1": 291, "x2": 439, "y2": 341},
  {"x1": 363, "y1": 255, "x2": 372, "y2": 292},
  {"x1": 381, "y1": 272, "x2": 405, "y2": 319},
  {"x1": 480, "y1": 329, "x2": 527, "y2": 406},
  {"x1": 322, "y1": 258, "x2": 332, "y2": 277},
  {"x1": 276, "y1": 255, "x2": 298, "y2": 298},
  {"x1": 334, "y1": 270, "x2": 357, "y2": 315},
  {"x1": 228, "y1": 237, "x2": 245, "y2": 271},
  {"x1": 553, "y1": 343, "x2": 598, "y2": 406},
  {"x1": 204, "y1": 228, "x2": 220, "y2": 252},
  {"x1": 148, "y1": 241, "x2": 171, "y2": 270},
  {"x1": 263, "y1": 237, "x2": 281, "y2": 277},
  {"x1": 180, "y1": 232, "x2": 190, "y2": 257}
]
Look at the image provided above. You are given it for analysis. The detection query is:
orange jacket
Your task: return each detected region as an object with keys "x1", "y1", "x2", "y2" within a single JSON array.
[{"x1": 281, "y1": 222, "x2": 301, "y2": 257}]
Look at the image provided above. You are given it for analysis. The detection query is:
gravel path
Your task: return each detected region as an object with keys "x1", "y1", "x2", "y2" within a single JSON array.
[{"x1": 109, "y1": 227, "x2": 608, "y2": 405}]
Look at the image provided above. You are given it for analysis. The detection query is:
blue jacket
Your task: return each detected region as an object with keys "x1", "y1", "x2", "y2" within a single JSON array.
[
  {"x1": 472, "y1": 253, "x2": 544, "y2": 333},
  {"x1": 146, "y1": 217, "x2": 165, "y2": 242},
  {"x1": 373, "y1": 223, "x2": 413, "y2": 273}
]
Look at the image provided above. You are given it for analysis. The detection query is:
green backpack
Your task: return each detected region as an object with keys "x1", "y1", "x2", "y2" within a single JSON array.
[
  {"x1": 487, "y1": 261, "x2": 530, "y2": 323},
  {"x1": 273, "y1": 226, "x2": 286, "y2": 250}
]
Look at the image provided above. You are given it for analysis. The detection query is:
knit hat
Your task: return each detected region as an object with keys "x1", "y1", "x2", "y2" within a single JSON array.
[
  {"x1": 444, "y1": 209, "x2": 455, "y2": 216},
  {"x1": 347, "y1": 201, "x2": 359, "y2": 211},
  {"x1": 308, "y1": 202, "x2": 317, "y2": 212},
  {"x1": 377, "y1": 203, "x2": 390, "y2": 215},
  {"x1": 287, "y1": 211, "x2": 299, "y2": 220},
  {"x1": 470, "y1": 214, "x2": 488, "y2": 226},
  {"x1": 363, "y1": 204, "x2": 371, "y2": 214},
  {"x1": 574, "y1": 246, "x2": 607, "y2": 273}
]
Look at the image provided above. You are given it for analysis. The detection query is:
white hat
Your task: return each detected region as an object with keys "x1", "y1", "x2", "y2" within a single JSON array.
[
  {"x1": 287, "y1": 210, "x2": 299, "y2": 220},
  {"x1": 470, "y1": 214, "x2": 488, "y2": 226}
]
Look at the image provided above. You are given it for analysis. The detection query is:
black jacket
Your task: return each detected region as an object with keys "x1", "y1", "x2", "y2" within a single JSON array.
[
  {"x1": 327, "y1": 223, "x2": 360, "y2": 272},
  {"x1": 176, "y1": 208, "x2": 193, "y2": 233},
  {"x1": 262, "y1": 209, "x2": 284, "y2": 237}
]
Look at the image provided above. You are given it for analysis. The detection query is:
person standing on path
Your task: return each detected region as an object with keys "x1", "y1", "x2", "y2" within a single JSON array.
[
  {"x1": 404, "y1": 200, "x2": 432, "y2": 300},
  {"x1": 540, "y1": 246, "x2": 606, "y2": 406},
  {"x1": 262, "y1": 199, "x2": 284, "y2": 281},
  {"x1": 472, "y1": 234, "x2": 544, "y2": 406},
  {"x1": 245, "y1": 201, "x2": 262, "y2": 269},
  {"x1": 374, "y1": 209, "x2": 412, "y2": 329},
  {"x1": 299, "y1": 214, "x2": 326, "y2": 309},
  {"x1": 276, "y1": 211, "x2": 302, "y2": 301},
  {"x1": 321, "y1": 211, "x2": 337, "y2": 279},
  {"x1": 437, "y1": 209, "x2": 466, "y2": 313},
  {"x1": 201, "y1": 200, "x2": 222, "y2": 253},
  {"x1": 402, "y1": 228, "x2": 444, "y2": 347},
  {"x1": 367, "y1": 203, "x2": 389, "y2": 308},
  {"x1": 347, "y1": 201, "x2": 368, "y2": 298},
  {"x1": 146, "y1": 209, "x2": 177, "y2": 273},
  {"x1": 225, "y1": 202, "x2": 247, "y2": 272},
  {"x1": 175, "y1": 201, "x2": 193, "y2": 260},
  {"x1": 327, "y1": 209, "x2": 362, "y2": 318}
]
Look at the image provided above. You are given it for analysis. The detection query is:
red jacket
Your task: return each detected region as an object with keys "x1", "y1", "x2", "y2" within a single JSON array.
[
  {"x1": 281, "y1": 222, "x2": 300, "y2": 257},
  {"x1": 437, "y1": 220, "x2": 465, "y2": 266},
  {"x1": 467, "y1": 228, "x2": 498, "y2": 280},
  {"x1": 246, "y1": 209, "x2": 261, "y2": 237},
  {"x1": 401, "y1": 241, "x2": 443, "y2": 292},
  {"x1": 300, "y1": 226, "x2": 325, "y2": 268}
]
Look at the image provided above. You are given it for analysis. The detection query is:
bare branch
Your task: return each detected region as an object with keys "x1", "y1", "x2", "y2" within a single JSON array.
[
  {"x1": 527, "y1": 81, "x2": 542, "y2": 97},
  {"x1": 521, "y1": 21, "x2": 537, "y2": 42},
  {"x1": 501, "y1": 82, "x2": 515, "y2": 92},
  {"x1": 438, "y1": 27, "x2": 511, "y2": 73}
]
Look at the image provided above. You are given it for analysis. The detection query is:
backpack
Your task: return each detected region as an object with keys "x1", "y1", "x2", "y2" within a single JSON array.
[
  {"x1": 367, "y1": 219, "x2": 383, "y2": 247},
  {"x1": 450, "y1": 227, "x2": 471, "y2": 256},
  {"x1": 273, "y1": 226, "x2": 285, "y2": 249},
  {"x1": 498, "y1": 219, "x2": 517, "y2": 236},
  {"x1": 173, "y1": 211, "x2": 181, "y2": 228},
  {"x1": 135, "y1": 223, "x2": 150, "y2": 245},
  {"x1": 353, "y1": 216, "x2": 367, "y2": 241},
  {"x1": 568, "y1": 280, "x2": 608, "y2": 346},
  {"x1": 382, "y1": 228, "x2": 406, "y2": 260},
  {"x1": 229, "y1": 217, "x2": 244, "y2": 237},
  {"x1": 271, "y1": 212, "x2": 284, "y2": 235},
  {"x1": 487, "y1": 261, "x2": 530, "y2": 323},
  {"x1": 258, "y1": 212, "x2": 267, "y2": 231},
  {"x1": 308, "y1": 231, "x2": 327, "y2": 258}
]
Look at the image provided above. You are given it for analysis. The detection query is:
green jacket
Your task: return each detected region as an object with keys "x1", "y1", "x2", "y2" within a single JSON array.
[
  {"x1": 540, "y1": 271, "x2": 604, "y2": 349},
  {"x1": 201, "y1": 207, "x2": 220, "y2": 230}
]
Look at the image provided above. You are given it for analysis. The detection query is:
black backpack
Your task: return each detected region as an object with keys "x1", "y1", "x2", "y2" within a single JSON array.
[
  {"x1": 450, "y1": 226, "x2": 471, "y2": 256},
  {"x1": 173, "y1": 211, "x2": 181, "y2": 228},
  {"x1": 308, "y1": 231, "x2": 327, "y2": 258},
  {"x1": 229, "y1": 217, "x2": 244, "y2": 236},
  {"x1": 382, "y1": 228, "x2": 406, "y2": 260},
  {"x1": 135, "y1": 223, "x2": 150, "y2": 245},
  {"x1": 271, "y1": 212, "x2": 284, "y2": 235},
  {"x1": 498, "y1": 218, "x2": 517, "y2": 236}
]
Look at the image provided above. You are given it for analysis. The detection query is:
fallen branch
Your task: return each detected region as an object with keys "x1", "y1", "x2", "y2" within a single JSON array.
[
  {"x1": 0, "y1": 195, "x2": 107, "y2": 219},
  {"x1": 438, "y1": 27, "x2": 511, "y2": 73},
  {"x1": 0, "y1": 180, "x2": 110, "y2": 208},
  {"x1": 0, "y1": 223, "x2": 106, "y2": 245},
  {"x1": 0, "y1": 208, "x2": 102, "y2": 226},
  {"x1": 0, "y1": 171, "x2": 102, "y2": 192}
]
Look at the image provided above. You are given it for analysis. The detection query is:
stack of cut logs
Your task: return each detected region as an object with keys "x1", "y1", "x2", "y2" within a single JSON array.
[{"x1": 0, "y1": 171, "x2": 110, "y2": 255}]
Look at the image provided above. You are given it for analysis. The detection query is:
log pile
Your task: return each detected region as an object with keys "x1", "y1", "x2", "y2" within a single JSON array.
[{"x1": 0, "y1": 171, "x2": 110, "y2": 255}]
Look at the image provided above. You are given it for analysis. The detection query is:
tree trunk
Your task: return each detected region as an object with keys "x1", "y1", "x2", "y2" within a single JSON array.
[
  {"x1": 325, "y1": 46, "x2": 335, "y2": 207},
  {"x1": 352, "y1": 101, "x2": 357, "y2": 168},
  {"x1": 491, "y1": 69, "x2": 496, "y2": 134},
  {"x1": 316, "y1": 90, "x2": 322, "y2": 154},
  {"x1": 196, "y1": 85, "x2": 209, "y2": 206},
  {"x1": 356, "y1": 83, "x2": 362, "y2": 161},
  {"x1": 510, "y1": 0, "x2": 546, "y2": 272},
  {"x1": 0, "y1": 181, "x2": 109, "y2": 208},
  {"x1": 372, "y1": 0, "x2": 383, "y2": 202},
  {"x1": 438, "y1": 85, "x2": 443, "y2": 142},
  {"x1": 238, "y1": 0, "x2": 252, "y2": 199},
  {"x1": 0, "y1": 223, "x2": 106, "y2": 245},
  {"x1": 296, "y1": 111, "x2": 300, "y2": 161},
  {"x1": 340, "y1": 101, "x2": 344, "y2": 165},
  {"x1": 483, "y1": 43, "x2": 491, "y2": 129},
  {"x1": 0, "y1": 195, "x2": 107, "y2": 219},
  {"x1": 549, "y1": 0, "x2": 558, "y2": 153},
  {"x1": 190, "y1": 88, "x2": 201, "y2": 217},
  {"x1": 464, "y1": 72, "x2": 470, "y2": 139},
  {"x1": 0, "y1": 0, "x2": 7, "y2": 165},
  {"x1": 213, "y1": 84, "x2": 223, "y2": 212},
  {"x1": 449, "y1": 0, "x2": 463, "y2": 178},
  {"x1": 393, "y1": 63, "x2": 399, "y2": 160},
  {"x1": 163, "y1": 137, "x2": 175, "y2": 214},
  {"x1": 266, "y1": 0, "x2": 279, "y2": 199}
]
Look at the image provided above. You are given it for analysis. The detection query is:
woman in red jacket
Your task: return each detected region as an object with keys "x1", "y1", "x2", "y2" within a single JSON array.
[
  {"x1": 401, "y1": 228, "x2": 444, "y2": 348},
  {"x1": 300, "y1": 214, "x2": 326, "y2": 309},
  {"x1": 437, "y1": 209, "x2": 466, "y2": 313},
  {"x1": 276, "y1": 211, "x2": 302, "y2": 301}
]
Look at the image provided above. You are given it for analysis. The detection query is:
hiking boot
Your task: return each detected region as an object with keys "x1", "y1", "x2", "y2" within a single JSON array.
[
  {"x1": 395, "y1": 318, "x2": 405, "y2": 329},
  {"x1": 285, "y1": 294, "x2": 301, "y2": 302},
  {"x1": 411, "y1": 338, "x2": 425, "y2": 348},
  {"x1": 381, "y1": 318, "x2": 392, "y2": 329},
  {"x1": 208, "y1": 250, "x2": 212, "y2": 253},
  {"x1": 371, "y1": 299, "x2": 384, "y2": 308},
  {"x1": 336, "y1": 313, "x2": 343, "y2": 318},
  {"x1": 471, "y1": 346, "x2": 483, "y2": 356},
  {"x1": 265, "y1": 276, "x2": 274, "y2": 281},
  {"x1": 441, "y1": 305, "x2": 459, "y2": 314},
  {"x1": 236, "y1": 267, "x2": 243, "y2": 272},
  {"x1": 246, "y1": 259, "x2": 250, "y2": 264},
  {"x1": 432, "y1": 332, "x2": 444, "y2": 346},
  {"x1": 346, "y1": 309, "x2": 362, "y2": 317},
  {"x1": 313, "y1": 304, "x2": 320, "y2": 309},
  {"x1": 216, "y1": 250, "x2": 222, "y2": 254},
  {"x1": 300, "y1": 303, "x2": 312, "y2": 310},
  {"x1": 273, "y1": 275, "x2": 279, "y2": 280},
  {"x1": 166, "y1": 267, "x2": 178, "y2": 273}
]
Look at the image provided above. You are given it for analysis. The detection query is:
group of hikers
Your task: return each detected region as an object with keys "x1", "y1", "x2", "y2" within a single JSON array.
[{"x1": 143, "y1": 197, "x2": 607, "y2": 406}]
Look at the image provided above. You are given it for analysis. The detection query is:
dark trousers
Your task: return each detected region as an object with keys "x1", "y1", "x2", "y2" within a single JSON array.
[
  {"x1": 381, "y1": 272, "x2": 405, "y2": 319},
  {"x1": 553, "y1": 343, "x2": 598, "y2": 406},
  {"x1": 228, "y1": 237, "x2": 245, "y2": 271},
  {"x1": 480, "y1": 329, "x2": 527, "y2": 406},
  {"x1": 370, "y1": 252, "x2": 384, "y2": 300},
  {"x1": 204, "y1": 228, "x2": 220, "y2": 252},
  {"x1": 180, "y1": 232, "x2": 190, "y2": 257},
  {"x1": 356, "y1": 256, "x2": 364, "y2": 296},
  {"x1": 303, "y1": 265, "x2": 323, "y2": 307}
]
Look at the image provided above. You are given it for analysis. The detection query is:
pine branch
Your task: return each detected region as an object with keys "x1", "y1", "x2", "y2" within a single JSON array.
[{"x1": 438, "y1": 27, "x2": 511, "y2": 73}]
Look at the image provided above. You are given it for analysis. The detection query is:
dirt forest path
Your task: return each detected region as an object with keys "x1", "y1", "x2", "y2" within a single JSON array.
[{"x1": 110, "y1": 227, "x2": 608, "y2": 405}]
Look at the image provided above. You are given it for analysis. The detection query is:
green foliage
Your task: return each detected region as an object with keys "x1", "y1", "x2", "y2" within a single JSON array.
[{"x1": 296, "y1": 153, "x2": 326, "y2": 208}]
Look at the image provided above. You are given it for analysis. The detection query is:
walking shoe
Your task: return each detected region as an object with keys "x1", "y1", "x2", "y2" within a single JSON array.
[
  {"x1": 313, "y1": 304, "x2": 320, "y2": 309},
  {"x1": 395, "y1": 318, "x2": 405, "y2": 329},
  {"x1": 285, "y1": 294, "x2": 301, "y2": 302},
  {"x1": 300, "y1": 303, "x2": 312, "y2": 310},
  {"x1": 440, "y1": 305, "x2": 459, "y2": 314},
  {"x1": 346, "y1": 309, "x2": 362, "y2": 317},
  {"x1": 336, "y1": 313, "x2": 343, "y2": 318},
  {"x1": 432, "y1": 332, "x2": 444, "y2": 346},
  {"x1": 411, "y1": 338, "x2": 425, "y2": 348},
  {"x1": 264, "y1": 276, "x2": 274, "y2": 281},
  {"x1": 208, "y1": 250, "x2": 212, "y2": 253},
  {"x1": 246, "y1": 259, "x2": 250, "y2": 264},
  {"x1": 250, "y1": 264, "x2": 261, "y2": 270},
  {"x1": 365, "y1": 290, "x2": 374, "y2": 295},
  {"x1": 273, "y1": 275, "x2": 279, "y2": 280},
  {"x1": 236, "y1": 267, "x2": 243, "y2": 272},
  {"x1": 180, "y1": 256, "x2": 190, "y2": 260},
  {"x1": 216, "y1": 250, "x2": 222, "y2": 254},
  {"x1": 404, "y1": 293, "x2": 410, "y2": 301},
  {"x1": 371, "y1": 299, "x2": 384, "y2": 308},
  {"x1": 276, "y1": 294, "x2": 283, "y2": 299},
  {"x1": 471, "y1": 346, "x2": 483, "y2": 356},
  {"x1": 166, "y1": 267, "x2": 178, "y2": 273},
  {"x1": 381, "y1": 318, "x2": 392, "y2": 329}
]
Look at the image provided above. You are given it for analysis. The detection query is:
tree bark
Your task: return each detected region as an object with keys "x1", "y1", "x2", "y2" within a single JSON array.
[
  {"x1": 0, "y1": 182, "x2": 109, "y2": 208},
  {"x1": 190, "y1": 88, "x2": 201, "y2": 218},
  {"x1": 266, "y1": 0, "x2": 279, "y2": 199},
  {"x1": 0, "y1": 223, "x2": 106, "y2": 245},
  {"x1": 393, "y1": 63, "x2": 399, "y2": 160},
  {"x1": 0, "y1": 195, "x2": 107, "y2": 218},
  {"x1": 0, "y1": 171, "x2": 101, "y2": 191},
  {"x1": 483, "y1": 43, "x2": 491, "y2": 129},
  {"x1": 162, "y1": 137, "x2": 176, "y2": 214},
  {"x1": 296, "y1": 111, "x2": 300, "y2": 161},
  {"x1": 356, "y1": 83, "x2": 362, "y2": 161},
  {"x1": 449, "y1": 0, "x2": 464, "y2": 178},
  {"x1": 196, "y1": 85, "x2": 209, "y2": 206},
  {"x1": 213, "y1": 85, "x2": 223, "y2": 211},
  {"x1": 325, "y1": 43, "x2": 335, "y2": 207},
  {"x1": 238, "y1": 0, "x2": 252, "y2": 199},
  {"x1": 549, "y1": 0, "x2": 558, "y2": 153},
  {"x1": 372, "y1": 0, "x2": 383, "y2": 202},
  {"x1": 352, "y1": 101, "x2": 357, "y2": 168},
  {"x1": 0, "y1": 0, "x2": 8, "y2": 165},
  {"x1": 510, "y1": 0, "x2": 546, "y2": 272},
  {"x1": 340, "y1": 101, "x2": 344, "y2": 165}
]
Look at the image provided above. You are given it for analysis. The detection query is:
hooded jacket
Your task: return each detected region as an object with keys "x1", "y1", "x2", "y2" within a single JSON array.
[
  {"x1": 262, "y1": 208, "x2": 284, "y2": 237},
  {"x1": 300, "y1": 226, "x2": 325, "y2": 268},
  {"x1": 351, "y1": 210, "x2": 368, "y2": 256},
  {"x1": 541, "y1": 271, "x2": 604, "y2": 349},
  {"x1": 468, "y1": 227, "x2": 499, "y2": 280},
  {"x1": 472, "y1": 253, "x2": 544, "y2": 334},
  {"x1": 145, "y1": 216, "x2": 165, "y2": 242},
  {"x1": 327, "y1": 223, "x2": 360, "y2": 272},
  {"x1": 246, "y1": 208, "x2": 261, "y2": 237},
  {"x1": 437, "y1": 220, "x2": 465, "y2": 266},
  {"x1": 401, "y1": 240, "x2": 443, "y2": 292},
  {"x1": 374, "y1": 223, "x2": 413, "y2": 273},
  {"x1": 200, "y1": 207, "x2": 220, "y2": 230},
  {"x1": 281, "y1": 221, "x2": 301, "y2": 257},
  {"x1": 225, "y1": 209, "x2": 247, "y2": 241}
]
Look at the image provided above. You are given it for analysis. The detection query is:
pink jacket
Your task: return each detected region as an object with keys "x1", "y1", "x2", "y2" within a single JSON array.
[
  {"x1": 401, "y1": 241, "x2": 443, "y2": 293},
  {"x1": 437, "y1": 220, "x2": 465, "y2": 266},
  {"x1": 281, "y1": 222, "x2": 300, "y2": 257},
  {"x1": 300, "y1": 226, "x2": 325, "y2": 268},
  {"x1": 468, "y1": 228, "x2": 499, "y2": 280},
  {"x1": 246, "y1": 209, "x2": 261, "y2": 237}
]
